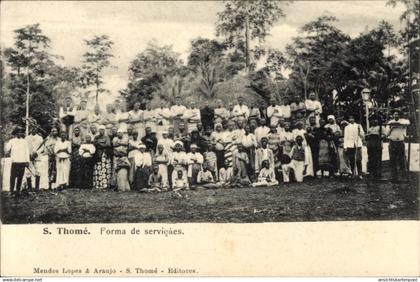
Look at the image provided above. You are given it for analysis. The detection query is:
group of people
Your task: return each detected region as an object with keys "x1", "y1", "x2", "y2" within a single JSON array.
[{"x1": 5, "y1": 92, "x2": 411, "y2": 196}]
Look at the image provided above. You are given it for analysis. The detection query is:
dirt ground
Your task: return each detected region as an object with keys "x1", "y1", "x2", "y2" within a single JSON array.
[{"x1": 1, "y1": 172, "x2": 418, "y2": 224}]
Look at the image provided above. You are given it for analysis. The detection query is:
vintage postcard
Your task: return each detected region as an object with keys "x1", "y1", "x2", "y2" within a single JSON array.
[{"x1": 1, "y1": 0, "x2": 419, "y2": 277}]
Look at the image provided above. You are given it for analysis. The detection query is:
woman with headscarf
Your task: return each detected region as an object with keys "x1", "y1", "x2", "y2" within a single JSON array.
[
  {"x1": 314, "y1": 118, "x2": 336, "y2": 177},
  {"x1": 292, "y1": 121, "x2": 314, "y2": 177},
  {"x1": 154, "y1": 144, "x2": 170, "y2": 190},
  {"x1": 69, "y1": 126, "x2": 83, "y2": 188},
  {"x1": 54, "y1": 131, "x2": 72, "y2": 190},
  {"x1": 112, "y1": 128, "x2": 130, "y2": 191},
  {"x1": 93, "y1": 125, "x2": 112, "y2": 190},
  {"x1": 133, "y1": 143, "x2": 152, "y2": 191},
  {"x1": 210, "y1": 123, "x2": 225, "y2": 171}
]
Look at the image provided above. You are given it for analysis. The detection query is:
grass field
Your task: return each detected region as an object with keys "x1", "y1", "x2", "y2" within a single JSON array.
[{"x1": 1, "y1": 172, "x2": 418, "y2": 224}]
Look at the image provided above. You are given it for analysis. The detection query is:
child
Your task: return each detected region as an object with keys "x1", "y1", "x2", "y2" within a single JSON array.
[
  {"x1": 187, "y1": 143, "x2": 204, "y2": 186},
  {"x1": 154, "y1": 144, "x2": 169, "y2": 190},
  {"x1": 252, "y1": 160, "x2": 279, "y2": 187},
  {"x1": 283, "y1": 135, "x2": 307, "y2": 183},
  {"x1": 171, "y1": 141, "x2": 188, "y2": 188},
  {"x1": 197, "y1": 163, "x2": 221, "y2": 189},
  {"x1": 147, "y1": 165, "x2": 163, "y2": 192},
  {"x1": 203, "y1": 144, "x2": 218, "y2": 181},
  {"x1": 231, "y1": 144, "x2": 251, "y2": 187},
  {"x1": 218, "y1": 159, "x2": 233, "y2": 187},
  {"x1": 173, "y1": 170, "x2": 189, "y2": 191},
  {"x1": 255, "y1": 137, "x2": 275, "y2": 174}
]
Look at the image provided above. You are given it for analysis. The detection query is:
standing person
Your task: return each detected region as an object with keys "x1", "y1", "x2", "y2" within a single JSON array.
[
  {"x1": 78, "y1": 135, "x2": 96, "y2": 189},
  {"x1": 170, "y1": 141, "x2": 189, "y2": 187},
  {"x1": 232, "y1": 144, "x2": 252, "y2": 187},
  {"x1": 43, "y1": 127, "x2": 59, "y2": 190},
  {"x1": 112, "y1": 129, "x2": 130, "y2": 191},
  {"x1": 25, "y1": 128, "x2": 44, "y2": 191},
  {"x1": 183, "y1": 101, "x2": 201, "y2": 134},
  {"x1": 141, "y1": 127, "x2": 158, "y2": 154},
  {"x1": 223, "y1": 121, "x2": 238, "y2": 168},
  {"x1": 116, "y1": 103, "x2": 130, "y2": 135},
  {"x1": 210, "y1": 123, "x2": 225, "y2": 171},
  {"x1": 279, "y1": 97, "x2": 291, "y2": 121},
  {"x1": 133, "y1": 144, "x2": 152, "y2": 191},
  {"x1": 214, "y1": 99, "x2": 230, "y2": 125},
  {"x1": 170, "y1": 96, "x2": 187, "y2": 136},
  {"x1": 386, "y1": 111, "x2": 410, "y2": 182},
  {"x1": 128, "y1": 102, "x2": 144, "y2": 139},
  {"x1": 267, "y1": 99, "x2": 282, "y2": 127},
  {"x1": 143, "y1": 104, "x2": 157, "y2": 133},
  {"x1": 305, "y1": 92, "x2": 322, "y2": 126},
  {"x1": 157, "y1": 131, "x2": 174, "y2": 155},
  {"x1": 314, "y1": 118, "x2": 336, "y2": 177},
  {"x1": 248, "y1": 101, "x2": 262, "y2": 125},
  {"x1": 189, "y1": 129, "x2": 206, "y2": 153},
  {"x1": 69, "y1": 127, "x2": 83, "y2": 188},
  {"x1": 54, "y1": 132, "x2": 72, "y2": 190},
  {"x1": 93, "y1": 126, "x2": 112, "y2": 190},
  {"x1": 187, "y1": 144, "x2": 204, "y2": 186},
  {"x1": 204, "y1": 144, "x2": 218, "y2": 181},
  {"x1": 128, "y1": 131, "x2": 141, "y2": 185},
  {"x1": 241, "y1": 124, "x2": 258, "y2": 178},
  {"x1": 292, "y1": 121, "x2": 314, "y2": 177},
  {"x1": 155, "y1": 101, "x2": 172, "y2": 139},
  {"x1": 154, "y1": 144, "x2": 170, "y2": 190},
  {"x1": 5, "y1": 128, "x2": 30, "y2": 196},
  {"x1": 255, "y1": 137, "x2": 275, "y2": 174},
  {"x1": 267, "y1": 124, "x2": 283, "y2": 180},
  {"x1": 103, "y1": 104, "x2": 117, "y2": 134},
  {"x1": 75, "y1": 99, "x2": 89, "y2": 138},
  {"x1": 283, "y1": 135, "x2": 307, "y2": 183},
  {"x1": 254, "y1": 118, "x2": 270, "y2": 145},
  {"x1": 88, "y1": 104, "x2": 103, "y2": 129},
  {"x1": 200, "y1": 100, "x2": 215, "y2": 131},
  {"x1": 344, "y1": 115, "x2": 365, "y2": 179},
  {"x1": 366, "y1": 117, "x2": 385, "y2": 180},
  {"x1": 232, "y1": 96, "x2": 249, "y2": 123},
  {"x1": 59, "y1": 96, "x2": 76, "y2": 138}
]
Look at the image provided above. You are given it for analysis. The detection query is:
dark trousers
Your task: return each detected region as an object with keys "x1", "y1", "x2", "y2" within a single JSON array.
[
  {"x1": 389, "y1": 141, "x2": 406, "y2": 181},
  {"x1": 346, "y1": 148, "x2": 362, "y2": 176},
  {"x1": 10, "y1": 162, "x2": 26, "y2": 192},
  {"x1": 367, "y1": 146, "x2": 382, "y2": 178}
]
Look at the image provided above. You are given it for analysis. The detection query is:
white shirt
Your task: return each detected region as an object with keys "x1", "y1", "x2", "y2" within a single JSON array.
[
  {"x1": 214, "y1": 107, "x2": 230, "y2": 121},
  {"x1": 157, "y1": 138, "x2": 174, "y2": 154},
  {"x1": 344, "y1": 123, "x2": 365, "y2": 148},
  {"x1": 267, "y1": 105, "x2": 283, "y2": 126},
  {"x1": 128, "y1": 110, "x2": 144, "y2": 123},
  {"x1": 305, "y1": 99, "x2": 322, "y2": 114},
  {"x1": 241, "y1": 133, "x2": 257, "y2": 148},
  {"x1": 183, "y1": 108, "x2": 201, "y2": 123},
  {"x1": 254, "y1": 126, "x2": 270, "y2": 143},
  {"x1": 133, "y1": 151, "x2": 152, "y2": 167},
  {"x1": 54, "y1": 140, "x2": 72, "y2": 159},
  {"x1": 5, "y1": 138, "x2": 30, "y2": 163},
  {"x1": 279, "y1": 105, "x2": 291, "y2": 119},
  {"x1": 187, "y1": 152, "x2": 204, "y2": 165},
  {"x1": 170, "y1": 105, "x2": 187, "y2": 118},
  {"x1": 219, "y1": 167, "x2": 233, "y2": 183},
  {"x1": 79, "y1": 144, "x2": 96, "y2": 158},
  {"x1": 143, "y1": 110, "x2": 156, "y2": 122},
  {"x1": 171, "y1": 151, "x2": 188, "y2": 167},
  {"x1": 25, "y1": 134, "x2": 43, "y2": 154},
  {"x1": 155, "y1": 107, "x2": 172, "y2": 125},
  {"x1": 387, "y1": 118, "x2": 410, "y2": 141},
  {"x1": 232, "y1": 104, "x2": 249, "y2": 119}
]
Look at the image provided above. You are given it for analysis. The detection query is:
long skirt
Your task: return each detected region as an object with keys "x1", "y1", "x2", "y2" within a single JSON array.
[
  {"x1": 116, "y1": 168, "x2": 130, "y2": 191},
  {"x1": 158, "y1": 164, "x2": 168, "y2": 188},
  {"x1": 133, "y1": 166, "x2": 151, "y2": 190},
  {"x1": 188, "y1": 163, "x2": 202, "y2": 185},
  {"x1": 48, "y1": 156, "x2": 57, "y2": 184},
  {"x1": 56, "y1": 158, "x2": 71, "y2": 186},
  {"x1": 338, "y1": 148, "x2": 352, "y2": 174},
  {"x1": 244, "y1": 147, "x2": 255, "y2": 178},
  {"x1": 135, "y1": 122, "x2": 145, "y2": 139},
  {"x1": 93, "y1": 152, "x2": 112, "y2": 190},
  {"x1": 303, "y1": 146, "x2": 314, "y2": 177},
  {"x1": 80, "y1": 157, "x2": 94, "y2": 189},
  {"x1": 215, "y1": 150, "x2": 225, "y2": 170},
  {"x1": 128, "y1": 157, "x2": 136, "y2": 184},
  {"x1": 318, "y1": 139, "x2": 332, "y2": 170},
  {"x1": 69, "y1": 150, "x2": 82, "y2": 188}
]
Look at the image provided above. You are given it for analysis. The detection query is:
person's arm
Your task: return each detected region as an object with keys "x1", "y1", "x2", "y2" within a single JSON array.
[{"x1": 197, "y1": 153, "x2": 204, "y2": 164}]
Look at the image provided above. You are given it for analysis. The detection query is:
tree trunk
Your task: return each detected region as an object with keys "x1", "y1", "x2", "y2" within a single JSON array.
[
  {"x1": 245, "y1": 16, "x2": 250, "y2": 72},
  {"x1": 25, "y1": 69, "x2": 30, "y2": 136}
]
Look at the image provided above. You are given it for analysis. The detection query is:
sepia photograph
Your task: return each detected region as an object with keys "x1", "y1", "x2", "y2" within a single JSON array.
[{"x1": 1, "y1": 0, "x2": 419, "y2": 225}]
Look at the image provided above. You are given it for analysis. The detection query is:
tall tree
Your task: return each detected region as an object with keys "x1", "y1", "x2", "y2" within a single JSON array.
[
  {"x1": 124, "y1": 41, "x2": 182, "y2": 108},
  {"x1": 387, "y1": 0, "x2": 419, "y2": 43},
  {"x1": 216, "y1": 0, "x2": 287, "y2": 72},
  {"x1": 3, "y1": 23, "x2": 56, "y2": 135},
  {"x1": 81, "y1": 35, "x2": 114, "y2": 103}
]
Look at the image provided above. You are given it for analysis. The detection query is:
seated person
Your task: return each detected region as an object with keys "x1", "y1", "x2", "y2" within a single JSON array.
[
  {"x1": 283, "y1": 135, "x2": 307, "y2": 183},
  {"x1": 196, "y1": 163, "x2": 221, "y2": 189},
  {"x1": 218, "y1": 159, "x2": 233, "y2": 188},
  {"x1": 147, "y1": 165, "x2": 163, "y2": 192},
  {"x1": 173, "y1": 170, "x2": 189, "y2": 191},
  {"x1": 252, "y1": 160, "x2": 279, "y2": 187}
]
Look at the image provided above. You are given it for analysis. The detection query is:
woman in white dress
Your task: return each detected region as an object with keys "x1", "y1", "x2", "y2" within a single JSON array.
[{"x1": 54, "y1": 132, "x2": 72, "y2": 189}]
